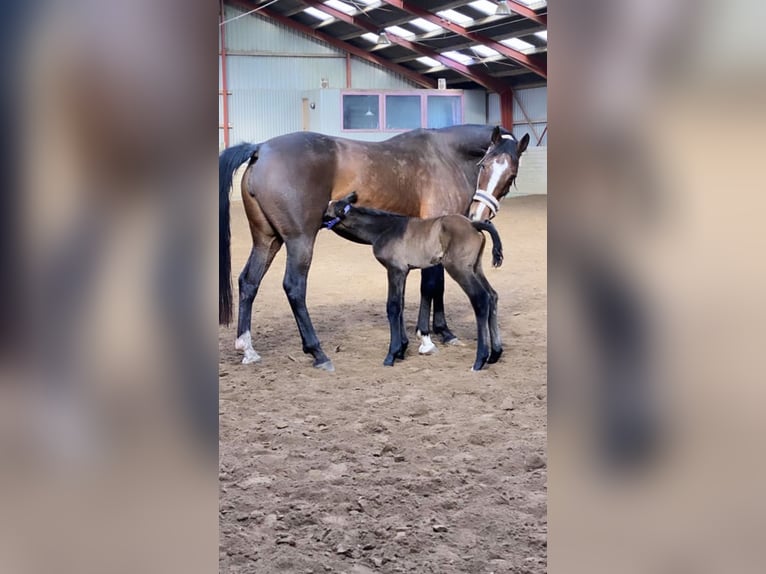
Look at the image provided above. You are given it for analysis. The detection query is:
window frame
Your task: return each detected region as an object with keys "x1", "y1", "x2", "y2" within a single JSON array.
[{"x1": 340, "y1": 89, "x2": 464, "y2": 133}]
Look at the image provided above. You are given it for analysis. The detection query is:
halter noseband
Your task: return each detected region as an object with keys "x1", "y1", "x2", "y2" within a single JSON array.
[
  {"x1": 323, "y1": 203, "x2": 351, "y2": 230},
  {"x1": 471, "y1": 190, "x2": 500, "y2": 218}
]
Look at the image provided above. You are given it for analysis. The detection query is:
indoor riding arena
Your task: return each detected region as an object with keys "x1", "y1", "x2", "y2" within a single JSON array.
[{"x1": 218, "y1": 2, "x2": 547, "y2": 572}]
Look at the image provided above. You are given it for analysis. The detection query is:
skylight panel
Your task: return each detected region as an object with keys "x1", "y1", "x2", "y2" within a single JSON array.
[
  {"x1": 360, "y1": 32, "x2": 379, "y2": 43},
  {"x1": 437, "y1": 9, "x2": 473, "y2": 25},
  {"x1": 417, "y1": 56, "x2": 441, "y2": 67},
  {"x1": 470, "y1": 44, "x2": 500, "y2": 58},
  {"x1": 385, "y1": 25, "x2": 415, "y2": 38},
  {"x1": 535, "y1": 30, "x2": 548, "y2": 42},
  {"x1": 500, "y1": 37, "x2": 535, "y2": 52},
  {"x1": 409, "y1": 17, "x2": 441, "y2": 32},
  {"x1": 442, "y1": 50, "x2": 474, "y2": 65},
  {"x1": 303, "y1": 7, "x2": 333, "y2": 21},
  {"x1": 469, "y1": 1, "x2": 498, "y2": 15},
  {"x1": 323, "y1": 0, "x2": 356, "y2": 15}
]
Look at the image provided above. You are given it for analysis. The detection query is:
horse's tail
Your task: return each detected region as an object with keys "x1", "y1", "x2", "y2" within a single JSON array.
[
  {"x1": 219, "y1": 142, "x2": 260, "y2": 325},
  {"x1": 472, "y1": 220, "x2": 503, "y2": 268}
]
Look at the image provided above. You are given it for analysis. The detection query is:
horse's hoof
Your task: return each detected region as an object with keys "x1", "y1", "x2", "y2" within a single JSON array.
[
  {"x1": 488, "y1": 348, "x2": 503, "y2": 364},
  {"x1": 419, "y1": 341, "x2": 438, "y2": 355},
  {"x1": 242, "y1": 349, "x2": 261, "y2": 364},
  {"x1": 447, "y1": 337, "x2": 465, "y2": 347},
  {"x1": 383, "y1": 356, "x2": 395, "y2": 367},
  {"x1": 314, "y1": 359, "x2": 335, "y2": 372}
]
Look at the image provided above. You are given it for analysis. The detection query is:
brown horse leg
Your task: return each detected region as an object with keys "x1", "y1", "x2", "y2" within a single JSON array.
[
  {"x1": 424, "y1": 266, "x2": 459, "y2": 345},
  {"x1": 282, "y1": 235, "x2": 333, "y2": 371},
  {"x1": 416, "y1": 270, "x2": 437, "y2": 354},
  {"x1": 235, "y1": 234, "x2": 283, "y2": 364}
]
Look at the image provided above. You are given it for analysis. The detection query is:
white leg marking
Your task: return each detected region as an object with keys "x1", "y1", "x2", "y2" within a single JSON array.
[
  {"x1": 235, "y1": 331, "x2": 261, "y2": 364},
  {"x1": 418, "y1": 334, "x2": 437, "y2": 355}
]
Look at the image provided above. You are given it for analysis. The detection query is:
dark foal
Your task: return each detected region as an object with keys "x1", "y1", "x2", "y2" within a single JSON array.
[{"x1": 324, "y1": 192, "x2": 504, "y2": 371}]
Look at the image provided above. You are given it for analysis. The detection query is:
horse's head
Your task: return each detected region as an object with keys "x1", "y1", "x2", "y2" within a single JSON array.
[
  {"x1": 323, "y1": 191, "x2": 358, "y2": 229},
  {"x1": 469, "y1": 126, "x2": 530, "y2": 222}
]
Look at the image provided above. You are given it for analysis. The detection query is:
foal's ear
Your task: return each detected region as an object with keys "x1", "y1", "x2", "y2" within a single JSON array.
[
  {"x1": 517, "y1": 133, "x2": 530, "y2": 156},
  {"x1": 490, "y1": 125, "x2": 502, "y2": 146}
]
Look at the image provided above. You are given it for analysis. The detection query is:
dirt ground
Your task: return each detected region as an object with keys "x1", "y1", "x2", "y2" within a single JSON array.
[{"x1": 219, "y1": 195, "x2": 547, "y2": 574}]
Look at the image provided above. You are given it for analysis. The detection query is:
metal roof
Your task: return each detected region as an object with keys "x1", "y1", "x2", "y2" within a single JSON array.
[{"x1": 224, "y1": 0, "x2": 547, "y2": 91}]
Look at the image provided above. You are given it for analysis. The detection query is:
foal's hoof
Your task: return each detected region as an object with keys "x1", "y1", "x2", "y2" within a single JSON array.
[
  {"x1": 383, "y1": 355, "x2": 395, "y2": 367},
  {"x1": 488, "y1": 348, "x2": 503, "y2": 364},
  {"x1": 242, "y1": 349, "x2": 261, "y2": 364},
  {"x1": 471, "y1": 357, "x2": 489, "y2": 371},
  {"x1": 314, "y1": 359, "x2": 335, "y2": 372}
]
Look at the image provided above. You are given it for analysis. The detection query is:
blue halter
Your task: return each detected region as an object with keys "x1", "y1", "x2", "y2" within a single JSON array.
[{"x1": 323, "y1": 203, "x2": 351, "y2": 230}]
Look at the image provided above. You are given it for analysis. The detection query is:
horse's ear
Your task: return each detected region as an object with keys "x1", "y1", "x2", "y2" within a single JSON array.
[
  {"x1": 490, "y1": 125, "x2": 502, "y2": 146},
  {"x1": 517, "y1": 133, "x2": 530, "y2": 156}
]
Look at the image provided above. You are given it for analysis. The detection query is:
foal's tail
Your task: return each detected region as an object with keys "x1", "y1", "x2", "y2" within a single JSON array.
[
  {"x1": 219, "y1": 142, "x2": 260, "y2": 325},
  {"x1": 472, "y1": 221, "x2": 504, "y2": 268}
]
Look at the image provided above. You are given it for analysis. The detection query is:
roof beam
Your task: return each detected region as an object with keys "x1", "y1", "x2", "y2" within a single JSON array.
[
  {"x1": 378, "y1": 0, "x2": 545, "y2": 79},
  {"x1": 385, "y1": 23, "x2": 545, "y2": 61},
  {"x1": 299, "y1": 0, "x2": 511, "y2": 92},
  {"x1": 227, "y1": 1, "x2": 435, "y2": 88},
  {"x1": 337, "y1": 0, "x2": 493, "y2": 41},
  {"x1": 506, "y1": 1, "x2": 547, "y2": 27}
]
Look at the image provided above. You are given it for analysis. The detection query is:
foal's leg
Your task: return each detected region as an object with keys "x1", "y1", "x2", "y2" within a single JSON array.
[
  {"x1": 478, "y1": 272, "x2": 503, "y2": 363},
  {"x1": 384, "y1": 267, "x2": 408, "y2": 366},
  {"x1": 283, "y1": 235, "x2": 333, "y2": 371},
  {"x1": 448, "y1": 268, "x2": 491, "y2": 371},
  {"x1": 235, "y1": 234, "x2": 283, "y2": 364},
  {"x1": 416, "y1": 268, "x2": 437, "y2": 354},
  {"x1": 426, "y1": 265, "x2": 460, "y2": 345}
]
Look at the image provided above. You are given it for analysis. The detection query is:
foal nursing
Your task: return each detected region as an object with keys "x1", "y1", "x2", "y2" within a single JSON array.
[{"x1": 323, "y1": 192, "x2": 503, "y2": 371}]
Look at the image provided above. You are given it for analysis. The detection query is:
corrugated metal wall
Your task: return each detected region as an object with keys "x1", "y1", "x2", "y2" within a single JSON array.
[
  {"x1": 486, "y1": 87, "x2": 547, "y2": 146},
  {"x1": 512, "y1": 86, "x2": 547, "y2": 146},
  {"x1": 220, "y1": 6, "x2": 429, "y2": 144}
]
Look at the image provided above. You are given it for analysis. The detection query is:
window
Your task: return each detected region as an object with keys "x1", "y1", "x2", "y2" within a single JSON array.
[
  {"x1": 385, "y1": 95, "x2": 421, "y2": 130},
  {"x1": 427, "y1": 95, "x2": 461, "y2": 128},
  {"x1": 343, "y1": 94, "x2": 380, "y2": 130},
  {"x1": 342, "y1": 91, "x2": 463, "y2": 132}
]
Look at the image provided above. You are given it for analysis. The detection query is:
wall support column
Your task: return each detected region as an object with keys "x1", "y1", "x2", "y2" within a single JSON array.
[
  {"x1": 500, "y1": 88, "x2": 514, "y2": 132},
  {"x1": 219, "y1": 0, "x2": 231, "y2": 148}
]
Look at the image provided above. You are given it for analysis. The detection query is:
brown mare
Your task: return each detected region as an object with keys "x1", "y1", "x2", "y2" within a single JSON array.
[
  {"x1": 323, "y1": 192, "x2": 503, "y2": 371},
  {"x1": 219, "y1": 125, "x2": 529, "y2": 371}
]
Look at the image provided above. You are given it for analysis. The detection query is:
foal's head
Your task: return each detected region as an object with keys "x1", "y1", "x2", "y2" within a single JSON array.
[
  {"x1": 323, "y1": 192, "x2": 358, "y2": 229},
  {"x1": 469, "y1": 126, "x2": 530, "y2": 222}
]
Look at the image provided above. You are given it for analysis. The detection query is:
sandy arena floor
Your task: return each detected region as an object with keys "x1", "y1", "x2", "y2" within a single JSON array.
[{"x1": 219, "y1": 195, "x2": 547, "y2": 573}]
